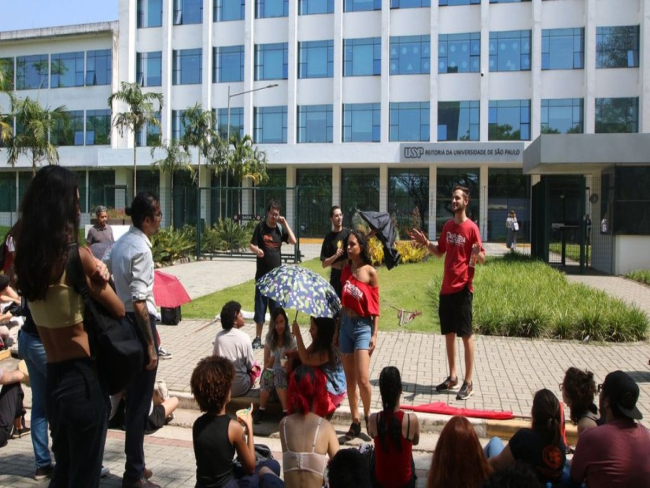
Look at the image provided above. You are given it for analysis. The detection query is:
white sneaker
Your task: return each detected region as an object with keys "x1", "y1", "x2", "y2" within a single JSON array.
[
  {"x1": 101, "y1": 466, "x2": 110, "y2": 478},
  {"x1": 157, "y1": 380, "x2": 169, "y2": 400},
  {"x1": 158, "y1": 346, "x2": 173, "y2": 360}
]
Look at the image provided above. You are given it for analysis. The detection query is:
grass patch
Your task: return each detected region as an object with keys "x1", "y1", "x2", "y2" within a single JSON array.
[
  {"x1": 184, "y1": 253, "x2": 648, "y2": 341},
  {"x1": 626, "y1": 269, "x2": 650, "y2": 286}
]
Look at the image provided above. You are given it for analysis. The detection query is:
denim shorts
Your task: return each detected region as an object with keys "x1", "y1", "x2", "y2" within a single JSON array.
[{"x1": 339, "y1": 313, "x2": 373, "y2": 354}]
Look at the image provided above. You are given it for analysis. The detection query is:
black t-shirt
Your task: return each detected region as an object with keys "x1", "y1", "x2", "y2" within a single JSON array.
[
  {"x1": 193, "y1": 414, "x2": 236, "y2": 488},
  {"x1": 251, "y1": 221, "x2": 289, "y2": 280},
  {"x1": 320, "y1": 228, "x2": 351, "y2": 265},
  {"x1": 509, "y1": 428, "x2": 566, "y2": 484}
]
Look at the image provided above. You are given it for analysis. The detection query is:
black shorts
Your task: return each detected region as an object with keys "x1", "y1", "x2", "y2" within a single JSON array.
[
  {"x1": 438, "y1": 286, "x2": 473, "y2": 337},
  {"x1": 145, "y1": 404, "x2": 166, "y2": 434}
]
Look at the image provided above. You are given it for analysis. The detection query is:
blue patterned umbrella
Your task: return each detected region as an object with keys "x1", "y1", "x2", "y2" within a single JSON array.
[{"x1": 256, "y1": 265, "x2": 341, "y2": 318}]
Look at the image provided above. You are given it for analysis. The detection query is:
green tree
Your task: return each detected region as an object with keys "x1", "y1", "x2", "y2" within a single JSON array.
[
  {"x1": 151, "y1": 139, "x2": 192, "y2": 226},
  {"x1": 226, "y1": 133, "x2": 268, "y2": 215},
  {"x1": 180, "y1": 104, "x2": 215, "y2": 192},
  {"x1": 6, "y1": 97, "x2": 68, "y2": 176},
  {"x1": 0, "y1": 59, "x2": 14, "y2": 146},
  {"x1": 108, "y1": 81, "x2": 163, "y2": 195}
]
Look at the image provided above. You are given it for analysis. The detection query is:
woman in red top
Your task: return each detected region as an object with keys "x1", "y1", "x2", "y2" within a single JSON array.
[
  {"x1": 368, "y1": 366, "x2": 419, "y2": 488},
  {"x1": 339, "y1": 230, "x2": 379, "y2": 440}
]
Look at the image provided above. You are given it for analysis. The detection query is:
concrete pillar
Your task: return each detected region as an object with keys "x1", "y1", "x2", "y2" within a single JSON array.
[
  {"x1": 531, "y1": 0, "x2": 542, "y2": 140},
  {"x1": 332, "y1": 165, "x2": 341, "y2": 206},
  {"x1": 332, "y1": 0, "x2": 343, "y2": 143},
  {"x1": 430, "y1": 4, "x2": 439, "y2": 141},
  {"x1": 584, "y1": 0, "x2": 596, "y2": 133},
  {"x1": 479, "y1": 164, "x2": 488, "y2": 241},
  {"x1": 287, "y1": 0, "x2": 298, "y2": 144},
  {"x1": 379, "y1": 165, "x2": 388, "y2": 212},
  {"x1": 428, "y1": 165, "x2": 436, "y2": 239},
  {"x1": 380, "y1": 0, "x2": 390, "y2": 143},
  {"x1": 479, "y1": 0, "x2": 490, "y2": 141}
]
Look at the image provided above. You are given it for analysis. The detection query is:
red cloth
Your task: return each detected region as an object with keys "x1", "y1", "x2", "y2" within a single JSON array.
[
  {"x1": 340, "y1": 265, "x2": 380, "y2": 317},
  {"x1": 373, "y1": 411, "x2": 413, "y2": 487},
  {"x1": 437, "y1": 219, "x2": 484, "y2": 295},
  {"x1": 402, "y1": 402, "x2": 514, "y2": 420},
  {"x1": 153, "y1": 270, "x2": 191, "y2": 308}
]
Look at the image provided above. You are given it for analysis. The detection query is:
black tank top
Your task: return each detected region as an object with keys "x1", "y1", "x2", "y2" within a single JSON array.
[{"x1": 193, "y1": 414, "x2": 236, "y2": 488}]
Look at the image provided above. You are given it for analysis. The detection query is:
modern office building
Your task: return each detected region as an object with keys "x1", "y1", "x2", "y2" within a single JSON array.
[{"x1": 0, "y1": 0, "x2": 648, "y2": 274}]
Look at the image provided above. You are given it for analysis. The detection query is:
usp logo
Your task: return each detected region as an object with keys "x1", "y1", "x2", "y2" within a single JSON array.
[{"x1": 404, "y1": 147, "x2": 424, "y2": 158}]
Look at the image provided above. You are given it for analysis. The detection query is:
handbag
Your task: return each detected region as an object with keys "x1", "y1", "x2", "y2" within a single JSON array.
[
  {"x1": 513, "y1": 221, "x2": 519, "y2": 232},
  {"x1": 66, "y1": 244, "x2": 144, "y2": 395},
  {"x1": 233, "y1": 443, "x2": 274, "y2": 477}
]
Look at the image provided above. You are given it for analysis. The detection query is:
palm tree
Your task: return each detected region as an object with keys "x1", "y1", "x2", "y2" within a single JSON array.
[
  {"x1": 6, "y1": 97, "x2": 68, "y2": 176},
  {"x1": 151, "y1": 140, "x2": 193, "y2": 227},
  {"x1": 180, "y1": 103, "x2": 214, "y2": 193},
  {"x1": 108, "y1": 82, "x2": 163, "y2": 195},
  {"x1": 0, "y1": 59, "x2": 14, "y2": 146},
  {"x1": 226, "y1": 133, "x2": 269, "y2": 215}
]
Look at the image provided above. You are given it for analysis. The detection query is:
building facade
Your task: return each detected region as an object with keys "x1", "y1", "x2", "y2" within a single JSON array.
[{"x1": 1, "y1": 0, "x2": 649, "y2": 273}]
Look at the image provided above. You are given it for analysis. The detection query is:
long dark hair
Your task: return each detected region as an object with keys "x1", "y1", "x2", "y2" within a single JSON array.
[
  {"x1": 531, "y1": 389, "x2": 562, "y2": 446},
  {"x1": 310, "y1": 316, "x2": 339, "y2": 366},
  {"x1": 377, "y1": 366, "x2": 403, "y2": 453},
  {"x1": 15, "y1": 166, "x2": 79, "y2": 301},
  {"x1": 266, "y1": 307, "x2": 291, "y2": 350},
  {"x1": 349, "y1": 229, "x2": 371, "y2": 266}
]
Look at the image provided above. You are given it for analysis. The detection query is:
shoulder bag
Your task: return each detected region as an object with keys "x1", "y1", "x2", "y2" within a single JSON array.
[{"x1": 66, "y1": 244, "x2": 144, "y2": 394}]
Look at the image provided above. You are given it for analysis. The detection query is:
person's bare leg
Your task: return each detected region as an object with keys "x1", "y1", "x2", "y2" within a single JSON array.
[
  {"x1": 355, "y1": 349, "x2": 372, "y2": 419},
  {"x1": 462, "y1": 335, "x2": 475, "y2": 383},
  {"x1": 161, "y1": 397, "x2": 179, "y2": 418},
  {"x1": 255, "y1": 322, "x2": 263, "y2": 339},
  {"x1": 258, "y1": 389, "x2": 270, "y2": 409},
  {"x1": 445, "y1": 333, "x2": 457, "y2": 380},
  {"x1": 342, "y1": 353, "x2": 359, "y2": 422},
  {"x1": 276, "y1": 388, "x2": 288, "y2": 411}
]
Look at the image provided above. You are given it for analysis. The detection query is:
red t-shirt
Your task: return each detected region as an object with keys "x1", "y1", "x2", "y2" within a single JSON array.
[
  {"x1": 437, "y1": 219, "x2": 483, "y2": 295},
  {"x1": 340, "y1": 265, "x2": 380, "y2": 317}
]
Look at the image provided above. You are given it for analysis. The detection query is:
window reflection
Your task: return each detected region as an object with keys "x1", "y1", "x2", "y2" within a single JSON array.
[
  {"x1": 489, "y1": 30, "x2": 531, "y2": 72},
  {"x1": 438, "y1": 101, "x2": 479, "y2": 141},
  {"x1": 389, "y1": 102, "x2": 430, "y2": 142},
  {"x1": 542, "y1": 28, "x2": 584, "y2": 70},
  {"x1": 488, "y1": 99, "x2": 531, "y2": 140},
  {"x1": 541, "y1": 99, "x2": 583, "y2": 134},
  {"x1": 439, "y1": 33, "x2": 480, "y2": 74},
  {"x1": 390, "y1": 36, "x2": 431, "y2": 75}
]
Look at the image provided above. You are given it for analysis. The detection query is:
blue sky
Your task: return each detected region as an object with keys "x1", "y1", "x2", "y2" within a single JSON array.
[{"x1": 0, "y1": 0, "x2": 118, "y2": 32}]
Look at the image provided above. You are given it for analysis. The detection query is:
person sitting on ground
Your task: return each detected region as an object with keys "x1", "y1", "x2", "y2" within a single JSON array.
[
  {"x1": 109, "y1": 382, "x2": 179, "y2": 434},
  {"x1": 86, "y1": 205, "x2": 114, "y2": 245},
  {"x1": 481, "y1": 462, "x2": 543, "y2": 488},
  {"x1": 571, "y1": 370, "x2": 650, "y2": 488},
  {"x1": 291, "y1": 316, "x2": 346, "y2": 417},
  {"x1": 253, "y1": 307, "x2": 296, "y2": 424},
  {"x1": 327, "y1": 448, "x2": 372, "y2": 488},
  {"x1": 560, "y1": 367, "x2": 598, "y2": 441},
  {"x1": 486, "y1": 389, "x2": 566, "y2": 486},
  {"x1": 0, "y1": 366, "x2": 30, "y2": 448},
  {"x1": 367, "y1": 366, "x2": 419, "y2": 488},
  {"x1": 0, "y1": 275, "x2": 24, "y2": 349},
  {"x1": 191, "y1": 355, "x2": 281, "y2": 488},
  {"x1": 427, "y1": 416, "x2": 491, "y2": 488},
  {"x1": 258, "y1": 366, "x2": 340, "y2": 488},
  {"x1": 213, "y1": 301, "x2": 261, "y2": 397}
]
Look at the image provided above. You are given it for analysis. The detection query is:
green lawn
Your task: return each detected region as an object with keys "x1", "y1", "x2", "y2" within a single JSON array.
[{"x1": 627, "y1": 269, "x2": 650, "y2": 286}]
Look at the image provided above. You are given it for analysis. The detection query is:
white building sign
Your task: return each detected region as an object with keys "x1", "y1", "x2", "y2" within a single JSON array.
[{"x1": 401, "y1": 143, "x2": 525, "y2": 163}]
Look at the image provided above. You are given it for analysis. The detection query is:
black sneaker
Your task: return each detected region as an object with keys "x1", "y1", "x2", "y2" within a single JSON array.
[
  {"x1": 435, "y1": 376, "x2": 459, "y2": 392},
  {"x1": 253, "y1": 409, "x2": 265, "y2": 424},
  {"x1": 252, "y1": 337, "x2": 262, "y2": 350},
  {"x1": 456, "y1": 381, "x2": 473, "y2": 400},
  {"x1": 34, "y1": 465, "x2": 54, "y2": 481}
]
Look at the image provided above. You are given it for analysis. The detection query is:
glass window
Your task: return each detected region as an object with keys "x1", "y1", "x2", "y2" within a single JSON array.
[
  {"x1": 51, "y1": 52, "x2": 84, "y2": 88},
  {"x1": 256, "y1": 0, "x2": 288, "y2": 18},
  {"x1": 173, "y1": 0, "x2": 203, "y2": 24},
  {"x1": 217, "y1": 107, "x2": 244, "y2": 139},
  {"x1": 541, "y1": 98, "x2": 583, "y2": 134},
  {"x1": 299, "y1": 0, "x2": 334, "y2": 15},
  {"x1": 136, "y1": 51, "x2": 162, "y2": 87},
  {"x1": 490, "y1": 0, "x2": 530, "y2": 3},
  {"x1": 390, "y1": 36, "x2": 431, "y2": 75},
  {"x1": 439, "y1": 0, "x2": 479, "y2": 5},
  {"x1": 614, "y1": 167, "x2": 650, "y2": 235},
  {"x1": 297, "y1": 169, "x2": 332, "y2": 236},
  {"x1": 341, "y1": 169, "x2": 380, "y2": 217},
  {"x1": 436, "y1": 168, "x2": 479, "y2": 235},
  {"x1": 542, "y1": 28, "x2": 584, "y2": 70},
  {"x1": 298, "y1": 41, "x2": 334, "y2": 79},
  {"x1": 298, "y1": 104, "x2": 333, "y2": 143},
  {"x1": 0, "y1": 58, "x2": 14, "y2": 91},
  {"x1": 488, "y1": 99, "x2": 531, "y2": 140},
  {"x1": 52, "y1": 110, "x2": 84, "y2": 146},
  {"x1": 344, "y1": 0, "x2": 381, "y2": 12},
  {"x1": 137, "y1": 0, "x2": 162, "y2": 27},
  {"x1": 214, "y1": 0, "x2": 245, "y2": 21},
  {"x1": 344, "y1": 38, "x2": 381, "y2": 77},
  {"x1": 255, "y1": 43, "x2": 289, "y2": 81},
  {"x1": 214, "y1": 46, "x2": 244, "y2": 83},
  {"x1": 438, "y1": 33, "x2": 480, "y2": 74},
  {"x1": 343, "y1": 103, "x2": 380, "y2": 142},
  {"x1": 88, "y1": 170, "x2": 116, "y2": 210},
  {"x1": 172, "y1": 110, "x2": 187, "y2": 141},
  {"x1": 438, "y1": 101, "x2": 479, "y2": 141},
  {"x1": 173, "y1": 48, "x2": 202, "y2": 85},
  {"x1": 388, "y1": 168, "x2": 429, "y2": 235},
  {"x1": 254, "y1": 106, "x2": 288, "y2": 143},
  {"x1": 389, "y1": 102, "x2": 430, "y2": 142},
  {"x1": 489, "y1": 30, "x2": 531, "y2": 72},
  {"x1": 16, "y1": 54, "x2": 48, "y2": 90},
  {"x1": 595, "y1": 97, "x2": 638, "y2": 133},
  {"x1": 488, "y1": 168, "x2": 530, "y2": 242},
  {"x1": 136, "y1": 169, "x2": 160, "y2": 198},
  {"x1": 86, "y1": 110, "x2": 111, "y2": 145},
  {"x1": 391, "y1": 0, "x2": 430, "y2": 8},
  {"x1": 136, "y1": 111, "x2": 161, "y2": 147},
  {"x1": 596, "y1": 26, "x2": 640, "y2": 69},
  {"x1": 86, "y1": 49, "x2": 112, "y2": 86},
  {"x1": 0, "y1": 172, "x2": 17, "y2": 212}
]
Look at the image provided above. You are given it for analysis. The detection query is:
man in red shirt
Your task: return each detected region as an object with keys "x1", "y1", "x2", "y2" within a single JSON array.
[{"x1": 409, "y1": 185, "x2": 484, "y2": 400}]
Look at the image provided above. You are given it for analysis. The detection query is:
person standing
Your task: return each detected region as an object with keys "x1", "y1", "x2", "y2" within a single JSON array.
[
  {"x1": 409, "y1": 185, "x2": 484, "y2": 401},
  {"x1": 249, "y1": 200, "x2": 296, "y2": 350},
  {"x1": 320, "y1": 206, "x2": 351, "y2": 298},
  {"x1": 86, "y1": 205, "x2": 114, "y2": 245},
  {"x1": 109, "y1": 193, "x2": 162, "y2": 488},
  {"x1": 505, "y1": 210, "x2": 518, "y2": 251}
]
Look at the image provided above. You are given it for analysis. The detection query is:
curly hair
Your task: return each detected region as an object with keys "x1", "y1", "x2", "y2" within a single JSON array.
[
  {"x1": 348, "y1": 229, "x2": 371, "y2": 266},
  {"x1": 562, "y1": 367, "x2": 597, "y2": 424},
  {"x1": 377, "y1": 366, "x2": 403, "y2": 453},
  {"x1": 287, "y1": 365, "x2": 329, "y2": 417},
  {"x1": 266, "y1": 307, "x2": 291, "y2": 350},
  {"x1": 531, "y1": 389, "x2": 562, "y2": 446},
  {"x1": 220, "y1": 301, "x2": 241, "y2": 331},
  {"x1": 191, "y1": 356, "x2": 235, "y2": 413}
]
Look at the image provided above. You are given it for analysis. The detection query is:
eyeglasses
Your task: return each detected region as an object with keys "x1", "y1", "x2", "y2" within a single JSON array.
[{"x1": 598, "y1": 383, "x2": 604, "y2": 393}]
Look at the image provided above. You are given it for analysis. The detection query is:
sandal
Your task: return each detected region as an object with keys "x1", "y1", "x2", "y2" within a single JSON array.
[{"x1": 345, "y1": 421, "x2": 361, "y2": 440}]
